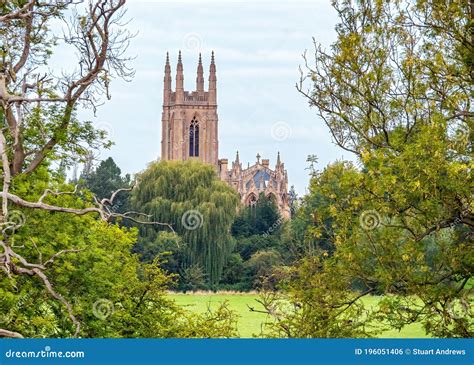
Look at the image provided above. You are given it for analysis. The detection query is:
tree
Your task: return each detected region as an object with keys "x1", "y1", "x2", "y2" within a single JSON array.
[
  {"x1": 245, "y1": 249, "x2": 282, "y2": 290},
  {"x1": 220, "y1": 253, "x2": 246, "y2": 289},
  {"x1": 231, "y1": 193, "x2": 281, "y2": 237},
  {"x1": 288, "y1": 185, "x2": 298, "y2": 217},
  {"x1": 235, "y1": 234, "x2": 282, "y2": 262},
  {"x1": 291, "y1": 161, "x2": 360, "y2": 258},
  {"x1": 0, "y1": 0, "x2": 139, "y2": 338},
  {"x1": 259, "y1": 256, "x2": 376, "y2": 338},
  {"x1": 131, "y1": 160, "x2": 240, "y2": 285},
  {"x1": 85, "y1": 157, "x2": 130, "y2": 199},
  {"x1": 227, "y1": 193, "x2": 285, "y2": 290},
  {"x1": 132, "y1": 230, "x2": 183, "y2": 273},
  {"x1": 84, "y1": 157, "x2": 132, "y2": 214},
  {"x1": 179, "y1": 264, "x2": 207, "y2": 292},
  {"x1": 266, "y1": 0, "x2": 473, "y2": 338},
  {"x1": 0, "y1": 179, "x2": 237, "y2": 337},
  {"x1": 0, "y1": 1, "x2": 237, "y2": 339}
]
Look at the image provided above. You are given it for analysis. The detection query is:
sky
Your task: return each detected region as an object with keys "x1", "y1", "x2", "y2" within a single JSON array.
[{"x1": 67, "y1": 0, "x2": 354, "y2": 195}]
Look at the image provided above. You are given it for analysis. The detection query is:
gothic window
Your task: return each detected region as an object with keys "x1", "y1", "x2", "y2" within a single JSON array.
[
  {"x1": 247, "y1": 194, "x2": 257, "y2": 207},
  {"x1": 189, "y1": 117, "x2": 199, "y2": 157},
  {"x1": 253, "y1": 170, "x2": 270, "y2": 188},
  {"x1": 248, "y1": 194, "x2": 258, "y2": 219},
  {"x1": 267, "y1": 193, "x2": 277, "y2": 204}
]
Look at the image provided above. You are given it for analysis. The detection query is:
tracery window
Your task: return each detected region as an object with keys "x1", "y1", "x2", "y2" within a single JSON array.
[{"x1": 189, "y1": 117, "x2": 199, "y2": 157}]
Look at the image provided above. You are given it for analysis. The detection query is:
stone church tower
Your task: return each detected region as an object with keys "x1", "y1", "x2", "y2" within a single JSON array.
[
  {"x1": 161, "y1": 52, "x2": 290, "y2": 219},
  {"x1": 161, "y1": 51, "x2": 218, "y2": 165}
]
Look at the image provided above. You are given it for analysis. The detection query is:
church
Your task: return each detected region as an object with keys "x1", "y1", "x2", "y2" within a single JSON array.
[{"x1": 160, "y1": 51, "x2": 290, "y2": 219}]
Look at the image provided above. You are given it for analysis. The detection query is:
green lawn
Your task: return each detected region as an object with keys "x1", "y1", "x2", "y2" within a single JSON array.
[
  {"x1": 169, "y1": 292, "x2": 429, "y2": 338},
  {"x1": 171, "y1": 292, "x2": 268, "y2": 337}
]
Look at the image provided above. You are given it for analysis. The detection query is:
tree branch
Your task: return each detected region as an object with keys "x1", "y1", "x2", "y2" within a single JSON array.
[{"x1": 0, "y1": 328, "x2": 24, "y2": 338}]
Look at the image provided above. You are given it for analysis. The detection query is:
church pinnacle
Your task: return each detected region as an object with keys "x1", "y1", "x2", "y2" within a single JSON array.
[
  {"x1": 197, "y1": 53, "x2": 204, "y2": 92},
  {"x1": 209, "y1": 50, "x2": 216, "y2": 104},
  {"x1": 176, "y1": 50, "x2": 184, "y2": 103},
  {"x1": 163, "y1": 52, "x2": 171, "y2": 105}
]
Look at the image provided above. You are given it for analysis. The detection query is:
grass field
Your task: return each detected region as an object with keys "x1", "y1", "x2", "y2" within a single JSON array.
[{"x1": 169, "y1": 292, "x2": 428, "y2": 338}]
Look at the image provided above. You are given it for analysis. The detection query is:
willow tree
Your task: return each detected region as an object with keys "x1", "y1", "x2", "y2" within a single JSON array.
[{"x1": 132, "y1": 160, "x2": 240, "y2": 285}]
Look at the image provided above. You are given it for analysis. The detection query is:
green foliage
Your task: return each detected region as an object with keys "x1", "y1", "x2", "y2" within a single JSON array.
[
  {"x1": 266, "y1": 0, "x2": 474, "y2": 338},
  {"x1": 223, "y1": 193, "x2": 287, "y2": 290},
  {"x1": 2, "y1": 1, "x2": 238, "y2": 339},
  {"x1": 83, "y1": 157, "x2": 132, "y2": 216},
  {"x1": 133, "y1": 231, "x2": 183, "y2": 271},
  {"x1": 261, "y1": 257, "x2": 377, "y2": 338},
  {"x1": 84, "y1": 157, "x2": 131, "y2": 200},
  {"x1": 245, "y1": 249, "x2": 282, "y2": 290},
  {"x1": 220, "y1": 253, "x2": 246, "y2": 289},
  {"x1": 132, "y1": 160, "x2": 240, "y2": 285},
  {"x1": 235, "y1": 234, "x2": 283, "y2": 262},
  {"x1": 28, "y1": 106, "x2": 113, "y2": 168},
  {"x1": 180, "y1": 264, "x2": 207, "y2": 292},
  {"x1": 221, "y1": 234, "x2": 285, "y2": 291},
  {"x1": 0, "y1": 169, "x2": 237, "y2": 338},
  {"x1": 291, "y1": 161, "x2": 360, "y2": 258},
  {"x1": 231, "y1": 193, "x2": 281, "y2": 237}
]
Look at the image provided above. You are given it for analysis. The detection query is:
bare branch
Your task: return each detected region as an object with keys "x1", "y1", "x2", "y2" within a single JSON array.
[
  {"x1": 1, "y1": 187, "x2": 174, "y2": 230},
  {"x1": 0, "y1": 328, "x2": 24, "y2": 338},
  {"x1": 44, "y1": 249, "x2": 84, "y2": 267},
  {"x1": 2, "y1": 191, "x2": 105, "y2": 218},
  {"x1": 0, "y1": 130, "x2": 12, "y2": 218},
  {"x1": 100, "y1": 186, "x2": 132, "y2": 206},
  {"x1": 39, "y1": 185, "x2": 78, "y2": 203}
]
